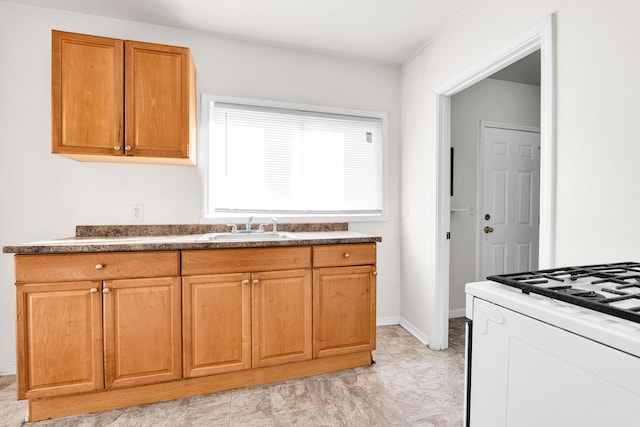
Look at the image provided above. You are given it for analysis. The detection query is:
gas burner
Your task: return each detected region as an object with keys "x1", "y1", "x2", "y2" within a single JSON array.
[
  {"x1": 556, "y1": 288, "x2": 604, "y2": 300},
  {"x1": 488, "y1": 262, "x2": 640, "y2": 324}
]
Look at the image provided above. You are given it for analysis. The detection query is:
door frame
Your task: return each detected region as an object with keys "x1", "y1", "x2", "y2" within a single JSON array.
[
  {"x1": 431, "y1": 15, "x2": 555, "y2": 350},
  {"x1": 476, "y1": 121, "x2": 541, "y2": 280}
]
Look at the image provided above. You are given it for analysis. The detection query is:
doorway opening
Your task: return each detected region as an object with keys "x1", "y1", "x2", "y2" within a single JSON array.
[{"x1": 431, "y1": 15, "x2": 555, "y2": 350}]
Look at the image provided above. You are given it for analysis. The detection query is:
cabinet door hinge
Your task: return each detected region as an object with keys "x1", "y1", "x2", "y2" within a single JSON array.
[{"x1": 446, "y1": 232, "x2": 451, "y2": 240}]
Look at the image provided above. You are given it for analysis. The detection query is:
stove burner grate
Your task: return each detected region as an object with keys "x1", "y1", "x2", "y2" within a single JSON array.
[{"x1": 488, "y1": 262, "x2": 640, "y2": 324}]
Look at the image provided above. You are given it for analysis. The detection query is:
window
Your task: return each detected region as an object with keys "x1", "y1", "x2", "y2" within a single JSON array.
[{"x1": 202, "y1": 95, "x2": 387, "y2": 221}]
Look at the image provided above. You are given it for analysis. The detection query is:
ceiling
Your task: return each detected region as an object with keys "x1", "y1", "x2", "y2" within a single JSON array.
[
  {"x1": 7, "y1": 0, "x2": 478, "y2": 64},
  {"x1": 489, "y1": 51, "x2": 541, "y2": 86}
]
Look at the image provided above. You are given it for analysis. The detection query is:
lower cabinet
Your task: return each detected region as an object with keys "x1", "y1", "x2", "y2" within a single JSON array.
[
  {"x1": 103, "y1": 277, "x2": 182, "y2": 389},
  {"x1": 182, "y1": 273, "x2": 251, "y2": 377},
  {"x1": 14, "y1": 251, "x2": 182, "y2": 399},
  {"x1": 312, "y1": 244, "x2": 377, "y2": 358},
  {"x1": 12, "y1": 243, "x2": 377, "y2": 421},
  {"x1": 16, "y1": 280, "x2": 103, "y2": 399},
  {"x1": 252, "y1": 269, "x2": 312, "y2": 368},
  {"x1": 313, "y1": 265, "x2": 377, "y2": 358},
  {"x1": 16, "y1": 276, "x2": 182, "y2": 399},
  {"x1": 182, "y1": 247, "x2": 313, "y2": 378}
]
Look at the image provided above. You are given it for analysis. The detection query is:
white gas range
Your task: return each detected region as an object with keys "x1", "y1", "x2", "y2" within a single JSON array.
[{"x1": 464, "y1": 262, "x2": 640, "y2": 427}]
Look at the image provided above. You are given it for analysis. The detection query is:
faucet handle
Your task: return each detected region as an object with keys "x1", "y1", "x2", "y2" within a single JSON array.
[{"x1": 226, "y1": 224, "x2": 238, "y2": 234}]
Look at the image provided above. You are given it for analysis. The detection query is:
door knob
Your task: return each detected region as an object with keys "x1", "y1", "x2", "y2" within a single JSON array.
[
  {"x1": 484, "y1": 214, "x2": 491, "y2": 221},
  {"x1": 484, "y1": 226, "x2": 494, "y2": 233}
]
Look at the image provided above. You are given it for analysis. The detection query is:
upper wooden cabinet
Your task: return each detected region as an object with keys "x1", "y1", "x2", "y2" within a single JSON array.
[{"x1": 51, "y1": 30, "x2": 196, "y2": 165}]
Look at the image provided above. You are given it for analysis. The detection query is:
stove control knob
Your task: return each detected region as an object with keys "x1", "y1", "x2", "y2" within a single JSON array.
[{"x1": 484, "y1": 226, "x2": 494, "y2": 233}]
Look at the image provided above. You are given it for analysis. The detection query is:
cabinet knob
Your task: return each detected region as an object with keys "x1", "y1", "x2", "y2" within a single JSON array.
[
  {"x1": 95, "y1": 264, "x2": 104, "y2": 270},
  {"x1": 242, "y1": 279, "x2": 250, "y2": 285},
  {"x1": 114, "y1": 145, "x2": 121, "y2": 151},
  {"x1": 344, "y1": 253, "x2": 351, "y2": 258},
  {"x1": 90, "y1": 287, "x2": 98, "y2": 294},
  {"x1": 372, "y1": 272, "x2": 378, "y2": 276},
  {"x1": 252, "y1": 279, "x2": 259, "y2": 285},
  {"x1": 125, "y1": 145, "x2": 132, "y2": 151},
  {"x1": 102, "y1": 288, "x2": 111, "y2": 294}
]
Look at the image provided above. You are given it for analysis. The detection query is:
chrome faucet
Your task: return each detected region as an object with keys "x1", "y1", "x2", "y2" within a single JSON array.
[
  {"x1": 257, "y1": 217, "x2": 277, "y2": 233},
  {"x1": 228, "y1": 216, "x2": 275, "y2": 234},
  {"x1": 244, "y1": 216, "x2": 254, "y2": 233}
]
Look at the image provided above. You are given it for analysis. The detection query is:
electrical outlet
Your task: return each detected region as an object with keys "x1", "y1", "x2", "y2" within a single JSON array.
[{"x1": 131, "y1": 204, "x2": 145, "y2": 222}]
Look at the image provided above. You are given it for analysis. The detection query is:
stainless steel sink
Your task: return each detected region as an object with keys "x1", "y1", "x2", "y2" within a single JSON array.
[{"x1": 198, "y1": 232, "x2": 298, "y2": 241}]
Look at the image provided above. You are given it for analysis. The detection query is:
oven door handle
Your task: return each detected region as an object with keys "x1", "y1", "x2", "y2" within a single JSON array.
[{"x1": 476, "y1": 305, "x2": 505, "y2": 335}]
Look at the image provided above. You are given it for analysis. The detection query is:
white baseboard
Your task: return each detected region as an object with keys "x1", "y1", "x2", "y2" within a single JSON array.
[
  {"x1": 399, "y1": 316, "x2": 430, "y2": 346},
  {"x1": 449, "y1": 309, "x2": 466, "y2": 319},
  {"x1": 376, "y1": 316, "x2": 400, "y2": 326}
]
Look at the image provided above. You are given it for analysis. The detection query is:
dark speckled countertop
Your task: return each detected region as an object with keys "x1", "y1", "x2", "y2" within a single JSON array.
[{"x1": 2, "y1": 223, "x2": 382, "y2": 254}]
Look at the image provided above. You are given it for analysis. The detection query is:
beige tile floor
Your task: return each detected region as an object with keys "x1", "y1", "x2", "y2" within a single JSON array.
[{"x1": 0, "y1": 319, "x2": 466, "y2": 426}]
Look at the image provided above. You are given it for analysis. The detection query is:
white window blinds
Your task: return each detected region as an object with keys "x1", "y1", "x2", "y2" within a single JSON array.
[{"x1": 205, "y1": 98, "x2": 384, "y2": 216}]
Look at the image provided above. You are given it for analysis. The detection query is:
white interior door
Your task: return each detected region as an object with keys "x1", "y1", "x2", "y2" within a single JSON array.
[{"x1": 479, "y1": 122, "x2": 540, "y2": 279}]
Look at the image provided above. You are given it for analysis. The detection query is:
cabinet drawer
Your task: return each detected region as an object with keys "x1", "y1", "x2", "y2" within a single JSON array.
[
  {"x1": 15, "y1": 251, "x2": 180, "y2": 283},
  {"x1": 182, "y1": 247, "x2": 312, "y2": 275},
  {"x1": 312, "y1": 244, "x2": 376, "y2": 267}
]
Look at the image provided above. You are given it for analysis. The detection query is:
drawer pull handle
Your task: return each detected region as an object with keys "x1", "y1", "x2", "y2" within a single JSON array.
[
  {"x1": 344, "y1": 253, "x2": 351, "y2": 258},
  {"x1": 102, "y1": 288, "x2": 111, "y2": 294},
  {"x1": 95, "y1": 264, "x2": 104, "y2": 270},
  {"x1": 90, "y1": 288, "x2": 98, "y2": 294},
  {"x1": 372, "y1": 272, "x2": 378, "y2": 276},
  {"x1": 252, "y1": 279, "x2": 259, "y2": 285},
  {"x1": 242, "y1": 279, "x2": 250, "y2": 285}
]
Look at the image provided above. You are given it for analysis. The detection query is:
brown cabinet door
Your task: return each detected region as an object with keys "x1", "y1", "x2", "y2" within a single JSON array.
[
  {"x1": 125, "y1": 40, "x2": 194, "y2": 159},
  {"x1": 182, "y1": 273, "x2": 251, "y2": 378},
  {"x1": 16, "y1": 281, "x2": 103, "y2": 399},
  {"x1": 252, "y1": 269, "x2": 312, "y2": 368},
  {"x1": 313, "y1": 265, "x2": 377, "y2": 358},
  {"x1": 103, "y1": 276, "x2": 182, "y2": 389},
  {"x1": 52, "y1": 31, "x2": 124, "y2": 156}
]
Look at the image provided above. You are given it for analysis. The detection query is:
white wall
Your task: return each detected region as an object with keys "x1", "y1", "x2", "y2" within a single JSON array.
[
  {"x1": 449, "y1": 78, "x2": 540, "y2": 313},
  {"x1": 0, "y1": 1, "x2": 402, "y2": 374},
  {"x1": 401, "y1": 0, "x2": 640, "y2": 345}
]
